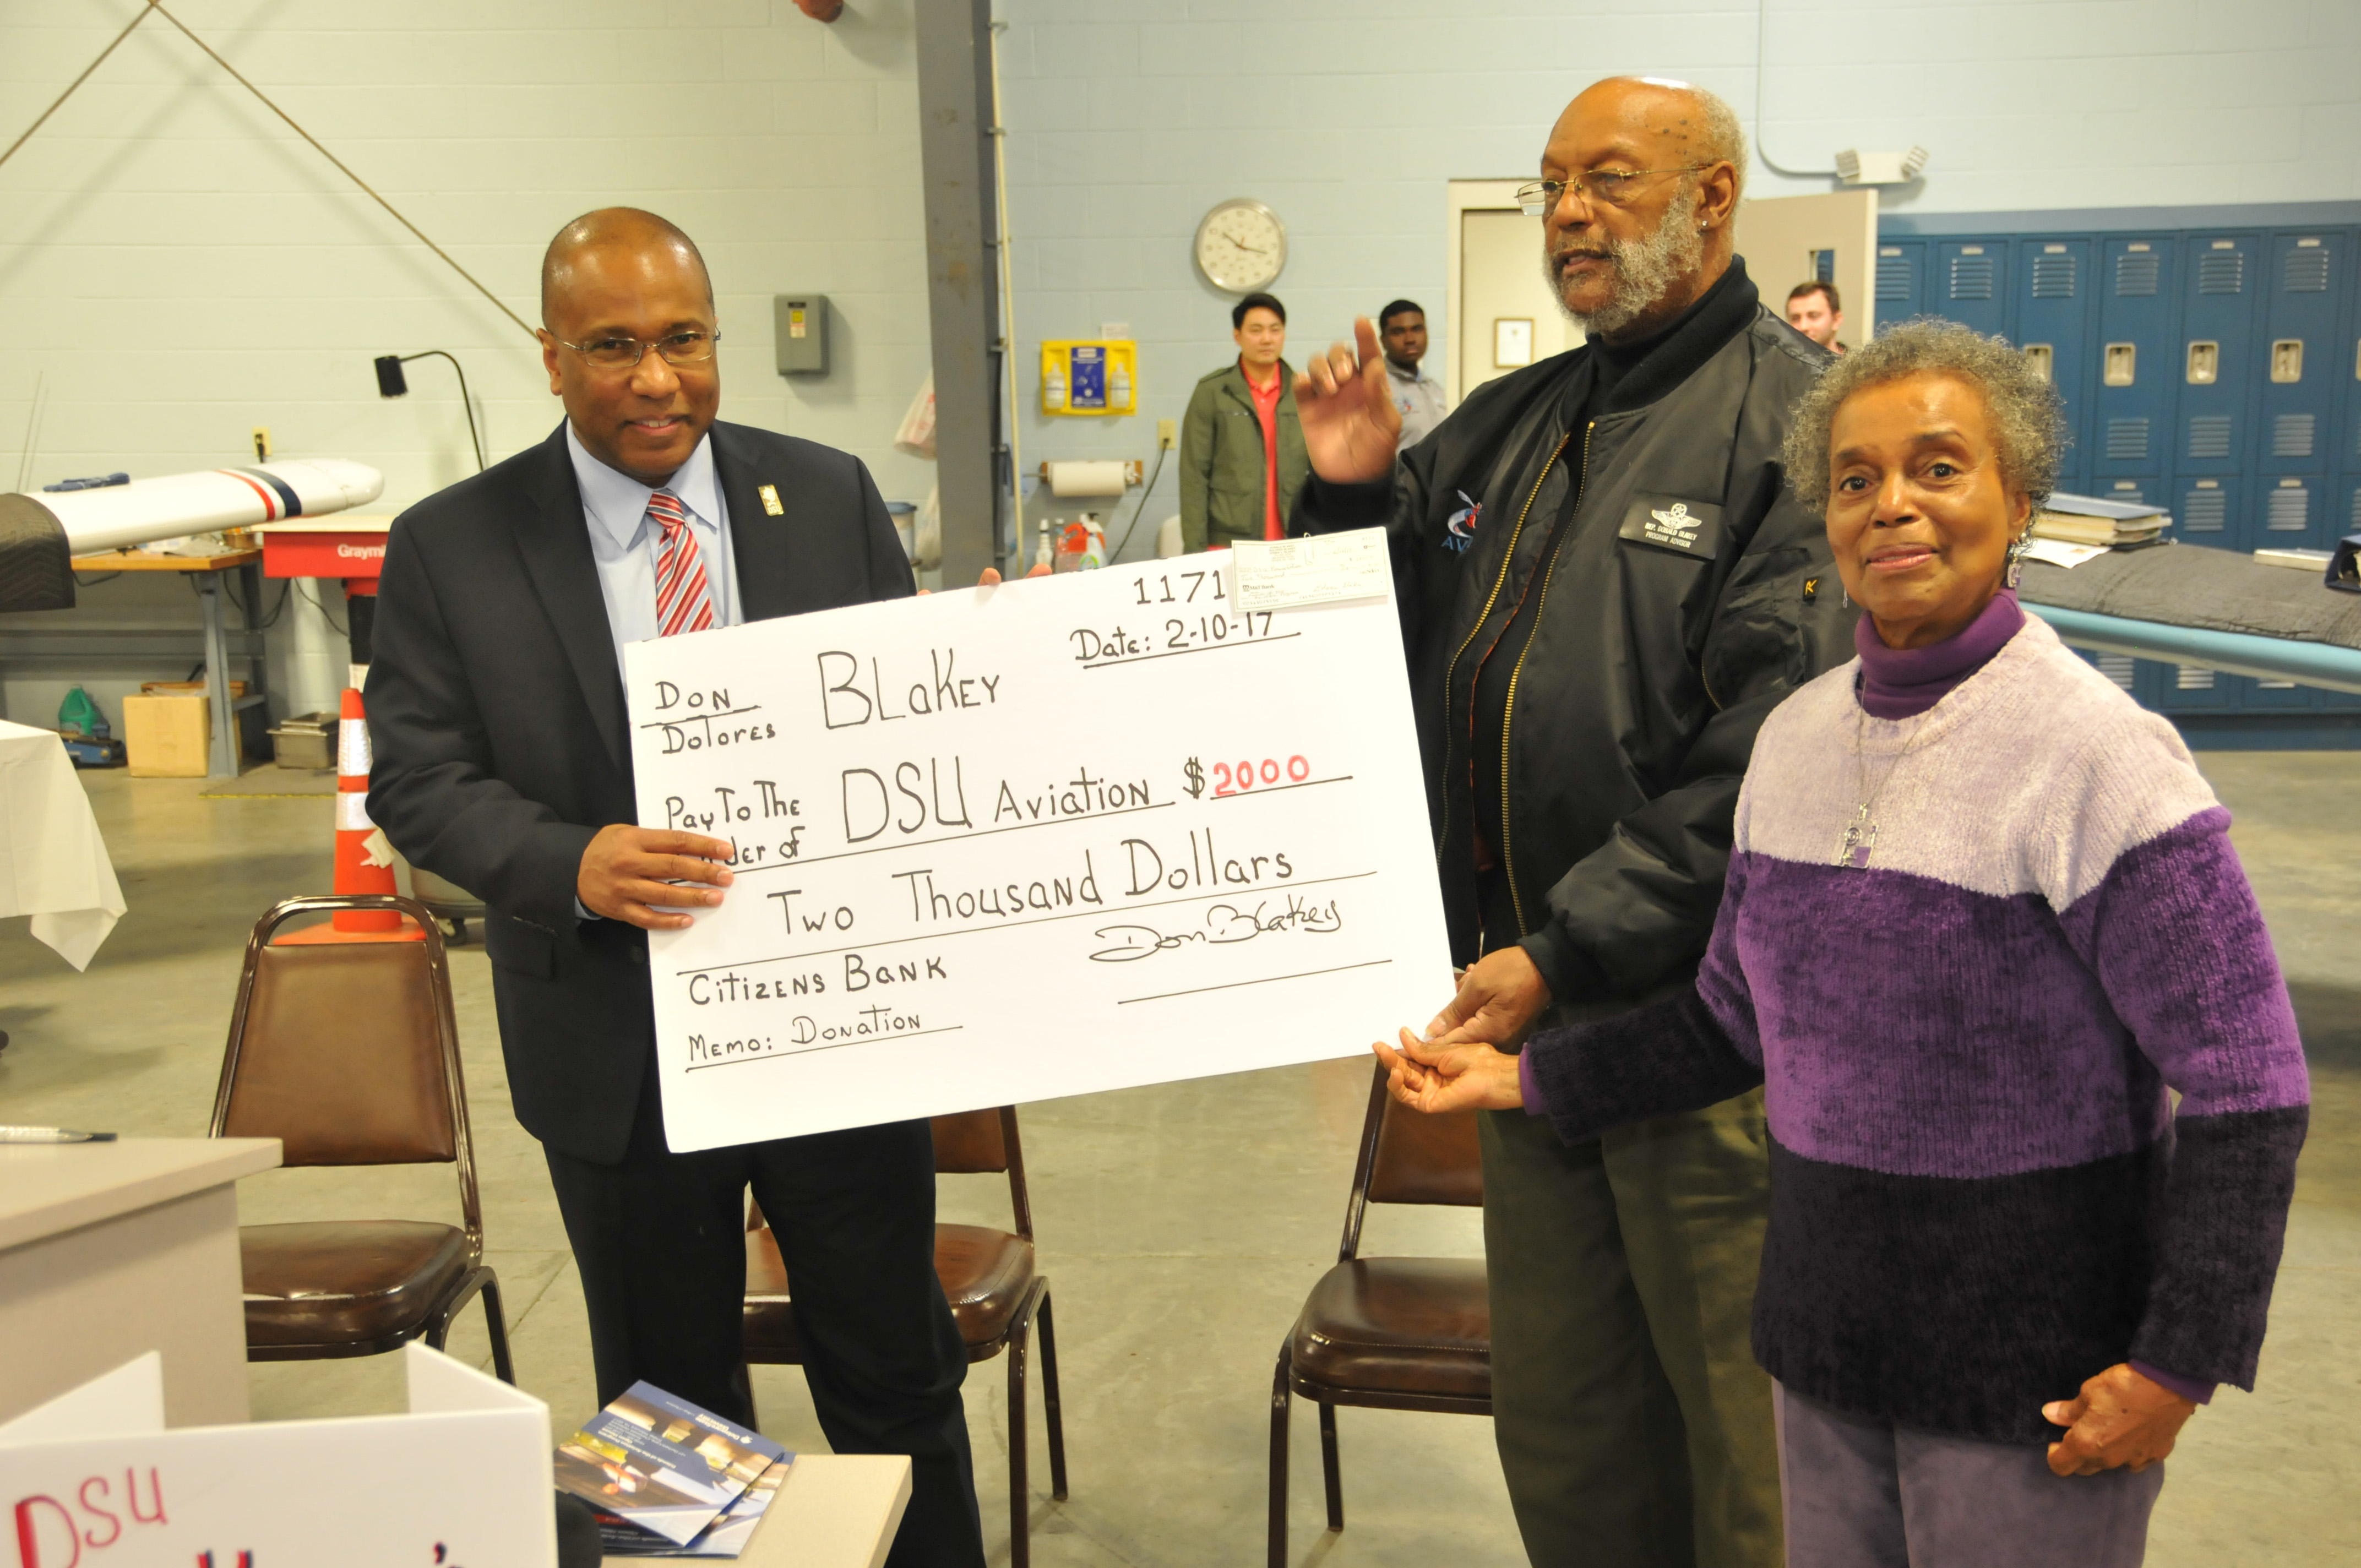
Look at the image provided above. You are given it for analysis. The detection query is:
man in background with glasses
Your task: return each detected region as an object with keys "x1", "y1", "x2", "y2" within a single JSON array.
[
  {"x1": 1292, "y1": 78, "x2": 1850, "y2": 1567},
  {"x1": 367, "y1": 208, "x2": 985, "y2": 1567}
]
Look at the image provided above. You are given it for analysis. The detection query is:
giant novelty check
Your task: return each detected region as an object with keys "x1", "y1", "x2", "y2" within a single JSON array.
[{"x1": 624, "y1": 532, "x2": 1451, "y2": 1150}]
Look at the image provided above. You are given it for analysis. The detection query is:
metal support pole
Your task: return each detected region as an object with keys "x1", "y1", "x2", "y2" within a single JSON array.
[
  {"x1": 198, "y1": 574, "x2": 235, "y2": 779},
  {"x1": 913, "y1": 0, "x2": 1004, "y2": 586}
]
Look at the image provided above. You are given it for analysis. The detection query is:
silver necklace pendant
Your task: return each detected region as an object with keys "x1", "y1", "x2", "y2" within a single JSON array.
[{"x1": 1835, "y1": 804, "x2": 1876, "y2": 869}]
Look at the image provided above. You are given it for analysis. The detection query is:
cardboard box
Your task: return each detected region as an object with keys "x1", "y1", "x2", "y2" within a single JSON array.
[{"x1": 122, "y1": 693, "x2": 211, "y2": 776}]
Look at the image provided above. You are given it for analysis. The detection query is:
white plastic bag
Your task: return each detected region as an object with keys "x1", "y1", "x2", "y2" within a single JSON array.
[
  {"x1": 894, "y1": 374, "x2": 937, "y2": 459},
  {"x1": 912, "y1": 482, "x2": 943, "y2": 569}
]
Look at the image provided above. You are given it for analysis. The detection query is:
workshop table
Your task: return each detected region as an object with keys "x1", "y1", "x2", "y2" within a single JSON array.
[
  {"x1": 67, "y1": 546, "x2": 268, "y2": 780},
  {"x1": 0, "y1": 718, "x2": 126, "y2": 970}
]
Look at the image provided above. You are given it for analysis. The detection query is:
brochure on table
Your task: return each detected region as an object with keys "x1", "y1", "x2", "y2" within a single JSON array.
[
  {"x1": 0, "y1": 1344, "x2": 553, "y2": 1566},
  {"x1": 554, "y1": 1380, "x2": 790, "y2": 1551},
  {"x1": 624, "y1": 527, "x2": 1454, "y2": 1150}
]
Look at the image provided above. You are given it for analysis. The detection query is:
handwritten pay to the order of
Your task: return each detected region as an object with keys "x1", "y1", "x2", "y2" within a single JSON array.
[{"x1": 624, "y1": 531, "x2": 1451, "y2": 1151}]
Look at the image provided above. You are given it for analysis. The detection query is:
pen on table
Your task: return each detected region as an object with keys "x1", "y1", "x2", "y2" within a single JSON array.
[{"x1": 0, "y1": 1126, "x2": 117, "y2": 1144}]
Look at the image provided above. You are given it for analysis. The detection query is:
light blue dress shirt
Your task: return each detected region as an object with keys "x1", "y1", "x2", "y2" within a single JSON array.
[
  {"x1": 565, "y1": 422, "x2": 744, "y2": 921},
  {"x1": 565, "y1": 421, "x2": 743, "y2": 673}
]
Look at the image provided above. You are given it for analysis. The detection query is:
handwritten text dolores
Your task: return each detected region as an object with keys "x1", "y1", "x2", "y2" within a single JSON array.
[
  {"x1": 686, "y1": 1005, "x2": 937, "y2": 1069},
  {"x1": 12, "y1": 1467, "x2": 169, "y2": 1563},
  {"x1": 819, "y1": 646, "x2": 1002, "y2": 730},
  {"x1": 645, "y1": 681, "x2": 777, "y2": 754}
]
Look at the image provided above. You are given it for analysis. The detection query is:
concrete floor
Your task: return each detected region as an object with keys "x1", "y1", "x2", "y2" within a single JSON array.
[{"x1": 2, "y1": 755, "x2": 2354, "y2": 1567}]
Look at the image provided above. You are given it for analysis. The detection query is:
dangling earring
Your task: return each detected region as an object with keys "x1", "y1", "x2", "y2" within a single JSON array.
[
  {"x1": 1841, "y1": 582, "x2": 1852, "y2": 609},
  {"x1": 2005, "y1": 531, "x2": 2029, "y2": 590}
]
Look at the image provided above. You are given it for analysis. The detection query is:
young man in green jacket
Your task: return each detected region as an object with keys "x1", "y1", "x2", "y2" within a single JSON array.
[{"x1": 1178, "y1": 292, "x2": 1310, "y2": 552}]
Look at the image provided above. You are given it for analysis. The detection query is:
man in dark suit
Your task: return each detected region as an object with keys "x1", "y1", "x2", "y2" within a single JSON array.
[{"x1": 367, "y1": 208, "x2": 984, "y2": 1567}]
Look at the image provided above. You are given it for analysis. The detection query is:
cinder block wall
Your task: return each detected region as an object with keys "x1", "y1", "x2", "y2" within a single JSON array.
[{"x1": 0, "y1": 0, "x2": 933, "y2": 511}]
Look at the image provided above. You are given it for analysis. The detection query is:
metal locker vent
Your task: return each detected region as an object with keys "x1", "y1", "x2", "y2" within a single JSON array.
[
  {"x1": 2257, "y1": 679, "x2": 2299, "y2": 690},
  {"x1": 2177, "y1": 666, "x2": 2216, "y2": 692},
  {"x1": 1875, "y1": 254, "x2": 1911, "y2": 302},
  {"x1": 2182, "y1": 488, "x2": 2227, "y2": 532},
  {"x1": 2197, "y1": 253, "x2": 2246, "y2": 294},
  {"x1": 2187, "y1": 415, "x2": 2234, "y2": 459},
  {"x1": 2114, "y1": 252, "x2": 2161, "y2": 296},
  {"x1": 2031, "y1": 254, "x2": 2077, "y2": 297},
  {"x1": 2096, "y1": 655, "x2": 2137, "y2": 690},
  {"x1": 2104, "y1": 418, "x2": 2150, "y2": 460},
  {"x1": 2266, "y1": 484, "x2": 2309, "y2": 532},
  {"x1": 2351, "y1": 486, "x2": 2361, "y2": 530},
  {"x1": 1949, "y1": 254, "x2": 1995, "y2": 301},
  {"x1": 2272, "y1": 413, "x2": 2316, "y2": 458},
  {"x1": 2284, "y1": 246, "x2": 2331, "y2": 292}
]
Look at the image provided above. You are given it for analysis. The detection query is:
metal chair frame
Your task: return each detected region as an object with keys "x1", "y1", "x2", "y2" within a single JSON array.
[
  {"x1": 208, "y1": 893, "x2": 513, "y2": 1380},
  {"x1": 1268, "y1": 1064, "x2": 1490, "y2": 1566}
]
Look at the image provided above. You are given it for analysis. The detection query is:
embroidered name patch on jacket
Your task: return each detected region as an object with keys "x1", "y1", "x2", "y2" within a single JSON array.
[{"x1": 1617, "y1": 494, "x2": 1724, "y2": 556}]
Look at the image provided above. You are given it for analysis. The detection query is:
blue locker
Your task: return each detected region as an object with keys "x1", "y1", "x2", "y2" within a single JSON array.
[
  {"x1": 2017, "y1": 239, "x2": 2095, "y2": 492},
  {"x1": 2153, "y1": 656, "x2": 2231, "y2": 712},
  {"x1": 2174, "y1": 475, "x2": 2238, "y2": 544},
  {"x1": 2259, "y1": 474, "x2": 2319, "y2": 546},
  {"x1": 2090, "y1": 238, "x2": 2175, "y2": 496},
  {"x1": 1873, "y1": 241, "x2": 1927, "y2": 330},
  {"x1": 1934, "y1": 240, "x2": 2010, "y2": 336},
  {"x1": 2254, "y1": 233, "x2": 2342, "y2": 541},
  {"x1": 2173, "y1": 232, "x2": 2264, "y2": 547},
  {"x1": 2234, "y1": 673, "x2": 2316, "y2": 711}
]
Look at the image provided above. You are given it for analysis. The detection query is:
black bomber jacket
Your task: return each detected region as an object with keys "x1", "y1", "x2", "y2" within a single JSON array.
[{"x1": 1293, "y1": 259, "x2": 1858, "y2": 1007}]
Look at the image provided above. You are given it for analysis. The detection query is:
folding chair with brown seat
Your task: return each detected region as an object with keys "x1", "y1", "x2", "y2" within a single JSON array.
[
  {"x1": 743, "y1": 1106, "x2": 1067, "y2": 1567},
  {"x1": 209, "y1": 894, "x2": 513, "y2": 1382},
  {"x1": 1269, "y1": 1060, "x2": 1488, "y2": 1566}
]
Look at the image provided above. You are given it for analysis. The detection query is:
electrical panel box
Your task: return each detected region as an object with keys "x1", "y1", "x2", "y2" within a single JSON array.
[
  {"x1": 1040, "y1": 339, "x2": 1137, "y2": 416},
  {"x1": 774, "y1": 295, "x2": 829, "y2": 376}
]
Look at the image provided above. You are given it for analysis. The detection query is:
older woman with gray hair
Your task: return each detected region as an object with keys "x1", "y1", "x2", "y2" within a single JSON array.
[{"x1": 1377, "y1": 318, "x2": 2310, "y2": 1566}]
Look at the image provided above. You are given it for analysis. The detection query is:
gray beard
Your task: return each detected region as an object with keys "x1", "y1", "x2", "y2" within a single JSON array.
[{"x1": 1546, "y1": 186, "x2": 1704, "y2": 338}]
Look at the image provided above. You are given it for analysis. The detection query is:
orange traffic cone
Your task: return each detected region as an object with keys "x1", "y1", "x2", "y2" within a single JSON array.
[
  {"x1": 278, "y1": 685, "x2": 423, "y2": 945},
  {"x1": 331, "y1": 686, "x2": 401, "y2": 932}
]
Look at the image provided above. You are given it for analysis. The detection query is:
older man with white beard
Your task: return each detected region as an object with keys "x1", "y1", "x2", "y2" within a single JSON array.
[{"x1": 1290, "y1": 78, "x2": 1850, "y2": 1567}]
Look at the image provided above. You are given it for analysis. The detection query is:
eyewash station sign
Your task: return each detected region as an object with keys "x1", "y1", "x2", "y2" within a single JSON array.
[{"x1": 622, "y1": 531, "x2": 1448, "y2": 1151}]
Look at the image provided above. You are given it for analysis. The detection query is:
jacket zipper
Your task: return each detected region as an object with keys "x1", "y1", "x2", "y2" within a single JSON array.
[
  {"x1": 1434, "y1": 430, "x2": 1574, "y2": 873},
  {"x1": 1499, "y1": 420, "x2": 1596, "y2": 938}
]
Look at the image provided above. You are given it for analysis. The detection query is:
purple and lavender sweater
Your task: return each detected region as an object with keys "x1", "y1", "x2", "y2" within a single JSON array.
[{"x1": 1521, "y1": 606, "x2": 2310, "y2": 1444}]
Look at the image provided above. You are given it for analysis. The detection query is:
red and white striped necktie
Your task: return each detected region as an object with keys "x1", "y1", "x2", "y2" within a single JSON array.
[{"x1": 648, "y1": 490, "x2": 716, "y2": 637}]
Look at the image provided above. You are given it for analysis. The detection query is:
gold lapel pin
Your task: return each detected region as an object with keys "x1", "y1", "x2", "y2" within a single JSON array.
[{"x1": 758, "y1": 483, "x2": 784, "y2": 516}]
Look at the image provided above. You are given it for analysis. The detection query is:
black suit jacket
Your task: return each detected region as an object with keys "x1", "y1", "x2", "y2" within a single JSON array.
[{"x1": 367, "y1": 420, "x2": 915, "y2": 1163}]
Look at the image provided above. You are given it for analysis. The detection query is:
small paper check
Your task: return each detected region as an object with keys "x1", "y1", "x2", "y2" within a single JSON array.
[{"x1": 1230, "y1": 530, "x2": 1392, "y2": 612}]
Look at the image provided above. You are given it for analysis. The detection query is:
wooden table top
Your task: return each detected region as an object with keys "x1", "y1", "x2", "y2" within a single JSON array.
[{"x1": 69, "y1": 548, "x2": 263, "y2": 573}]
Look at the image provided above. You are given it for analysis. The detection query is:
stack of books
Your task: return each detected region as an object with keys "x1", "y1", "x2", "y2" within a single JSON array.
[
  {"x1": 2030, "y1": 492, "x2": 2172, "y2": 551},
  {"x1": 554, "y1": 1381, "x2": 793, "y2": 1559}
]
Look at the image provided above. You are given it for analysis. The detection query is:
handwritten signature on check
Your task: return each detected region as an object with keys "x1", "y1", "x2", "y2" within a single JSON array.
[{"x1": 1088, "y1": 896, "x2": 1343, "y2": 961}]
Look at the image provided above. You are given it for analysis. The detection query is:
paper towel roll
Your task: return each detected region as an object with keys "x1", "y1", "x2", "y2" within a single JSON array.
[{"x1": 1046, "y1": 460, "x2": 1129, "y2": 498}]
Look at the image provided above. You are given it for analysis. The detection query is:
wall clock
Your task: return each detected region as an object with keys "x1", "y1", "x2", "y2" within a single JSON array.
[{"x1": 1193, "y1": 198, "x2": 1287, "y2": 294}]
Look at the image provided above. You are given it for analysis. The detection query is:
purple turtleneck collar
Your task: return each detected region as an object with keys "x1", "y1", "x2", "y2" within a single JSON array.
[{"x1": 1854, "y1": 591, "x2": 2026, "y2": 720}]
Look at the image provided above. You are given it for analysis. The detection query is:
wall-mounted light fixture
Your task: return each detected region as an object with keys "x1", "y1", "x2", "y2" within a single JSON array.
[{"x1": 373, "y1": 351, "x2": 486, "y2": 472}]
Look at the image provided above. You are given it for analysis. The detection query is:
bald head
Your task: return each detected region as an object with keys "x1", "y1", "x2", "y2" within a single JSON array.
[
  {"x1": 540, "y1": 208, "x2": 713, "y2": 330},
  {"x1": 1535, "y1": 76, "x2": 1747, "y2": 341},
  {"x1": 1558, "y1": 77, "x2": 1748, "y2": 204}
]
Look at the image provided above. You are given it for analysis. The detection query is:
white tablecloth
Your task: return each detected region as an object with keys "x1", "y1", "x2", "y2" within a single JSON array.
[{"x1": 0, "y1": 721, "x2": 126, "y2": 970}]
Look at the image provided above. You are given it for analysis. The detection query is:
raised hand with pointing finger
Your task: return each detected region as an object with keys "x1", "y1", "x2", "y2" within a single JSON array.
[{"x1": 1292, "y1": 316, "x2": 1403, "y2": 484}]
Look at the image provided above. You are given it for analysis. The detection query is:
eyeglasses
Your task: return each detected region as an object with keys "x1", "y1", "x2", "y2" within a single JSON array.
[
  {"x1": 1516, "y1": 166, "x2": 1709, "y2": 217},
  {"x1": 553, "y1": 330, "x2": 721, "y2": 370}
]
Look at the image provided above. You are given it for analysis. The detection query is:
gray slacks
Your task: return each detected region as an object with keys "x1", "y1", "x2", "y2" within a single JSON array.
[
  {"x1": 1774, "y1": 1382, "x2": 2164, "y2": 1567},
  {"x1": 1481, "y1": 1088, "x2": 1783, "y2": 1567}
]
